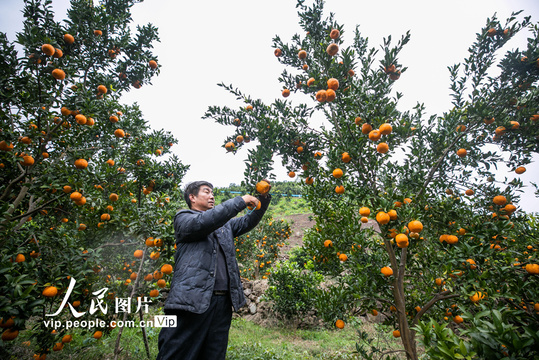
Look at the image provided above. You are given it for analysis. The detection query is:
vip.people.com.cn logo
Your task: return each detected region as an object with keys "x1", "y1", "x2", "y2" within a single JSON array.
[{"x1": 42, "y1": 278, "x2": 176, "y2": 329}]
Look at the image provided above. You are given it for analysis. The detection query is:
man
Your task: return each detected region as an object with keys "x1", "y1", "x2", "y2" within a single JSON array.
[{"x1": 156, "y1": 180, "x2": 271, "y2": 360}]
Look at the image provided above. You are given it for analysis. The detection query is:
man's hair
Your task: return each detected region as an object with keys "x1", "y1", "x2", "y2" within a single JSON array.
[{"x1": 184, "y1": 181, "x2": 213, "y2": 209}]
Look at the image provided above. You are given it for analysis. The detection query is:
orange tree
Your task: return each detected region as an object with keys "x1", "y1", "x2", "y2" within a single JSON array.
[
  {"x1": 0, "y1": 0, "x2": 187, "y2": 358},
  {"x1": 204, "y1": 1, "x2": 539, "y2": 359}
]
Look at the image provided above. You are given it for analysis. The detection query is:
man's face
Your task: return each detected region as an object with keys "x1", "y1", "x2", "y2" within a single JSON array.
[{"x1": 189, "y1": 185, "x2": 214, "y2": 211}]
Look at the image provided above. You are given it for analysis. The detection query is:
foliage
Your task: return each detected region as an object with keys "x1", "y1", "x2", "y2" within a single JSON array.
[
  {"x1": 234, "y1": 216, "x2": 291, "y2": 280},
  {"x1": 0, "y1": 0, "x2": 187, "y2": 357},
  {"x1": 205, "y1": 0, "x2": 539, "y2": 359},
  {"x1": 264, "y1": 260, "x2": 323, "y2": 320}
]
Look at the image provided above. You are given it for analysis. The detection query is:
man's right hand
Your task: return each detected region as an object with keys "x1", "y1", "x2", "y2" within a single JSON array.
[{"x1": 242, "y1": 195, "x2": 259, "y2": 208}]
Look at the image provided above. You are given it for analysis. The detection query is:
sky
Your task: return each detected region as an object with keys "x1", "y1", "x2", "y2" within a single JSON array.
[{"x1": 1, "y1": 0, "x2": 538, "y2": 212}]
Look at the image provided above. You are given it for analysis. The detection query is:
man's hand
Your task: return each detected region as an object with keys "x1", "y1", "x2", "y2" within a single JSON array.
[{"x1": 242, "y1": 195, "x2": 259, "y2": 208}]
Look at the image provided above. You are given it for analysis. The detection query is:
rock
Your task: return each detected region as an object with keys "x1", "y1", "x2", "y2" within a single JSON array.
[
  {"x1": 244, "y1": 288, "x2": 252, "y2": 296},
  {"x1": 249, "y1": 303, "x2": 257, "y2": 314}
]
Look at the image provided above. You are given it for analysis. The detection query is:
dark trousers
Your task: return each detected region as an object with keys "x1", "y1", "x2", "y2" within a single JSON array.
[{"x1": 156, "y1": 293, "x2": 233, "y2": 360}]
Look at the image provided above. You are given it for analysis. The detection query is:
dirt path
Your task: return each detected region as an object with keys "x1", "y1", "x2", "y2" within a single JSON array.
[{"x1": 276, "y1": 213, "x2": 314, "y2": 260}]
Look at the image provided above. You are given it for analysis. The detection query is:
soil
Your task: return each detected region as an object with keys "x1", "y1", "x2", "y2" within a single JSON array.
[{"x1": 275, "y1": 213, "x2": 314, "y2": 260}]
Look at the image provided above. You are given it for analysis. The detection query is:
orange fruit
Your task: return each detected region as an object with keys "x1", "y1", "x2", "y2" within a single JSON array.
[
  {"x1": 315, "y1": 90, "x2": 327, "y2": 102},
  {"x1": 326, "y1": 43, "x2": 339, "y2": 56},
  {"x1": 325, "y1": 89, "x2": 336, "y2": 102},
  {"x1": 52, "y1": 69, "x2": 66, "y2": 80},
  {"x1": 149, "y1": 60, "x2": 158, "y2": 69},
  {"x1": 1, "y1": 328, "x2": 19, "y2": 341},
  {"x1": 94, "y1": 30, "x2": 103, "y2": 36},
  {"x1": 109, "y1": 115, "x2": 119, "y2": 123},
  {"x1": 339, "y1": 253, "x2": 348, "y2": 261},
  {"x1": 150, "y1": 289, "x2": 159, "y2": 297},
  {"x1": 361, "y1": 123, "x2": 372, "y2": 134},
  {"x1": 53, "y1": 342, "x2": 64, "y2": 351},
  {"x1": 15, "y1": 254, "x2": 25, "y2": 263},
  {"x1": 335, "y1": 185, "x2": 345, "y2": 194},
  {"x1": 405, "y1": 220, "x2": 422, "y2": 234},
  {"x1": 288, "y1": 171, "x2": 296, "y2": 178},
  {"x1": 106, "y1": 159, "x2": 115, "y2": 166},
  {"x1": 525, "y1": 264, "x2": 539, "y2": 274},
  {"x1": 341, "y1": 152, "x2": 351, "y2": 163},
  {"x1": 75, "y1": 114, "x2": 87, "y2": 125},
  {"x1": 100, "y1": 213, "x2": 110, "y2": 221},
  {"x1": 387, "y1": 209, "x2": 397, "y2": 220},
  {"x1": 109, "y1": 193, "x2": 119, "y2": 201},
  {"x1": 41, "y1": 44, "x2": 55, "y2": 56},
  {"x1": 381, "y1": 266, "x2": 393, "y2": 277},
  {"x1": 360, "y1": 216, "x2": 368, "y2": 223},
  {"x1": 493, "y1": 195, "x2": 507, "y2": 206},
  {"x1": 466, "y1": 259, "x2": 477, "y2": 269},
  {"x1": 332, "y1": 168, "x2": 343, "y2": 178},
  {"x1": 282, "y1": 89, "x2": 290, "y2": 98},
  {"x1": 324, "y1": 239, "x2": 333, "y2": 247},
  {"x1": 465, "y1": 189, "x2": 474, "y2": 196},
  {"x1": 379, "y1": 123, "x2": 392, "y2": 135},
  {"x1": 256, "y1": 180, "x2": 271, "y2": 195},
  {"x1": 74, "y1": 159, "x2": 88, "y2": 169},
  {"x1": 486, "y1": 28, "x2": 497, "y2": 37},
  {"x1": 21, "y1": 155, "x2": 35, "y2": 166},
  {"x1": 376, "y1": 142, "x2": 389, "y2": 154},
  {"x1": 305, "y1": 177, "x2": 314, "y2": 185},
  {"x1": 130, "y1": 272, "x2": 137, "y2": 280},
  {"x1": 376, "y1": 212, "x2": 390, "y2": 225},
  {"x1": 453, "y1": 315, "x2": 464, "y2": 324},
  {"x1": 161, "y1": 264, "x2": 173, "y2": 274},
  {"x1": 61, "y1": 334, "x2": 73, "y2": 343},
  {"x1": 392, "y1": 330, "x2": 401, "y2": 338},
  {"x1": 359, "y1": 207, "x2": 370, "y2": 217},
  {"x1": 63, "y1": 34, "x2": 75, "y2": 44},
  {"x1": 236, "y1": 135, "x2": 244, "y2": 143},
  {"x1": 93, "y1": 330, "x2": 103, "y2": 339},
  {"x1": 335, "y1": 319, "x2": 345, "y2": 329},
  {"x1": 274, "y1": 48, "x2": 282, "y2": 57},
  {"x1": 330, "y1": 29, "x2": 340, "y2": 39},
  {"x1": 225, "y1": 141, "x2": 235, "y2": 152},
  {"x1": 445, "y1": 235, "x2": 459, "y2": 244},
  {"x1": 114, "y1": 129, "x2": 125, "y2": 138},
  {"x1": 327, "y1": 78, "x2": 339, "y2": 90},
  {"x1": 368, "y1": 130, "x2": 381, "y2": 141},
  {"x1": 395, "y1": 234, "x2": 409, "y2": 248},
  {"x1": 307, "y1": 77, "x2": 315, "y2": 87},
  {"x1": 157, "y1": 279, "x2": 166, "y2": 288},
  {"x1": 515, "y1": 166, "x2": 526, "y2": 174},
  {"x1": 456, "y1": 148, "x2": 467, "y2": 157},
  {"x1": 70, "y1": 192, "x2": 83, "y2": 201},
  {"x1": 42, "y1": 286, "x2": 58, "y2": 297},
  {"x1": 298, "y1": 50, "x2": 307, "y2": 59},
  {"x1": 134, "y1": 250, "x2": 143, "y2": 259},
  {"x1": 435, "y1": 278, "x2": 442, "y2": 286}
]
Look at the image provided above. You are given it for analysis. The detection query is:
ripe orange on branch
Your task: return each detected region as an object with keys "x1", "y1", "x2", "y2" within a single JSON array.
[
  {"x1": 42, "y1": 286, "x2": 58, "y2": 297},
  {"x1": 379, "y1": 123, "x2": 392, "y2": 135},
  {"x1": 381, "y1": 266, "x2": 393, "y2": 277},
  {"x1": 316, "y1": 90, "x2": 327, "y2": 102},
  {"x1": 74, "y1": 159, "x2": 88, "y2": 169},
  {"x1": 332, "y1": 168, "x2": 343, "y2": 178},
  {"x1": 407, "y1": 220, "x2": 423, "y2": 233},
  {"x1": 327, "y1": 78, "x2": 339, "y2": 90},
  {"x1": 41, "y1": 44, "x2": 55, "y2": 56},
  {"x1": 52, "y1": 69, "x2": 66, "y2": 80},
  {"x1": 376, "y1": 211, "x2": 390, "y2": 225},
  {"x1": 256, "y1": 180, "x2": 270, "y2": 195}
]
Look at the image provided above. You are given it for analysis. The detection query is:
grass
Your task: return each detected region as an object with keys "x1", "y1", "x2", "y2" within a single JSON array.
[{"x1": 3, "y1": 314, "x2": 406, "y2": 360}]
